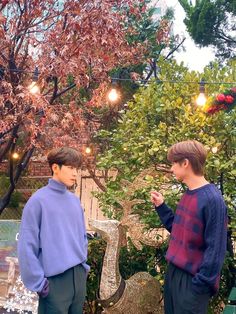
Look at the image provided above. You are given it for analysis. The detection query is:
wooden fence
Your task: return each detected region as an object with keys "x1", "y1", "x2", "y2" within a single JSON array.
[
  {"x1": 2, "y1": 170, "x2": 107, "y2": 230},
  {"x1": 75, "y1": 169, "x2": 106, "y2": 230}
]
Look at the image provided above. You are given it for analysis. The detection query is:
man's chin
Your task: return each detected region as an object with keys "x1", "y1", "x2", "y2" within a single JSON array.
[
  {"x1": 65, "y1": 182, "x2": 75, "y2": 188},
  {"x1": 175, "y1": 176, "x2": 183, "y2": 182}
]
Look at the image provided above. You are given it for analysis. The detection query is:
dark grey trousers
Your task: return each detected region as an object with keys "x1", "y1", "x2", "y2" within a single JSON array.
[
  {"x1": 164, "y1": 263, "x2": 211, "y2": 314},
  {"x1": 38, "y1": 264, "x2": 87, "y2": 314}
]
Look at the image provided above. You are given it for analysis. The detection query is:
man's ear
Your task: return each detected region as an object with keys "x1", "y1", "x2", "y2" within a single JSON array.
[
  {"x1": 52, "y1": 163, "x2": 60, "y2": 174},
  {"x1": 183, "y1": 158, "x2": 190, "y2": 168}
]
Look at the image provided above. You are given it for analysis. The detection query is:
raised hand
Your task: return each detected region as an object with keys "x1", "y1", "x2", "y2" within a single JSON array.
[{"x1": 150, "y1": 191, "x2": 164, "y2": 207}]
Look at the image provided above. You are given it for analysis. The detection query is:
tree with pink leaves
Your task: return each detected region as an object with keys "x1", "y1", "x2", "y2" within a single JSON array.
[{"x1": 0, "y1": 0, "x2": 176, "y2": 213}]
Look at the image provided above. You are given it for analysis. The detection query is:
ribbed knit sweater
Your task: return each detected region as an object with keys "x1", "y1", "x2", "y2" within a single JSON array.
[
  {"x1": 18, "y1": 179, "x2": 89, "y2": 293},
  {"x1": 156, "y1": 183, "x2": 227, "y2": 295}
]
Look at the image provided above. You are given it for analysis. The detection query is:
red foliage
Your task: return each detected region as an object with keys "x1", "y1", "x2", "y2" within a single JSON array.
[{"x1": 0, "y1": 0, "x2": 170, "y2": 157}]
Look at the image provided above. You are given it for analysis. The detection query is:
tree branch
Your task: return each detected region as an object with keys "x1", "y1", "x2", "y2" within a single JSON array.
[
  {"x1": 0, "y1": 146, "x2": 35, "y2": 214},
  {"x1": 49, "y1": 83, "x2": 76, "y2": 103},
  {"x1": 0, "y1": 125, "x2": 19, "y2": 162},
  {"x1": 50, "y1": 77, "x2": 59, "y2": 104},
  {"x1": 85, "y1": 162, "x2": 106, "y2": 192},
  {"x1": 164, "y1": 37, "x2": 186, "y2": 60}
]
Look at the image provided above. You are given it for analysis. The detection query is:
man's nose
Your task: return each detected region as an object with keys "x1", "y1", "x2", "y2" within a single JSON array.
[{"x1": 72, "y1": 169, "x2": 78, "y2": 176}]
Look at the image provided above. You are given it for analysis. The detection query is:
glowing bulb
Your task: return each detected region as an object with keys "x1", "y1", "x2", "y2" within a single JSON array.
[
  {"x1": 85, "y1": 147, "x2": 91, "y2": 154},
  {"x1": 108, "y1": 88, "x2": 119, "y2": 102},
  {"x1": 196, "y1": 93, "x2": 207, "y2": 106},
  {"x1": 12, "y1": 152, "x2": 19, "y2": 159},
  {"x1": 212, "y1": 147, "x2": 218, "y2": 154},
  {"x1": 28, "y1": 82, "x2": 40, "y2": 94}
]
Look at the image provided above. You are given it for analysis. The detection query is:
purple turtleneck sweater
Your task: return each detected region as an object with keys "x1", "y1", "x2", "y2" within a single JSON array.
[{"x1": 18, "y1": 179, "x2": 89, "y2": 293}]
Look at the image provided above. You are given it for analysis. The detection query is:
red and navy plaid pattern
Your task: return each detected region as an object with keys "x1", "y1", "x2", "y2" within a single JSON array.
[
  {"x1": 156, "y1": 184, "x2": 227, "y2": 295},
  {"x1": 167, "y1": 192, "x2": 205, "y2": 274}
]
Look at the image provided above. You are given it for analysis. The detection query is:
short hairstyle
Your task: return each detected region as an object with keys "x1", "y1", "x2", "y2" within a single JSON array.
[
  {"x1": 47, "y1": 147, "x2": 82, "y2": 170},
  {"x1": 167, "y1": 140, "x2": 207, "y2": 175}
]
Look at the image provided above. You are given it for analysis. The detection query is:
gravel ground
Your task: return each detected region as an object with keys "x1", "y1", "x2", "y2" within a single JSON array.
[{"x1": 0, "y1": 309, "x2": 29, "y2": 314}]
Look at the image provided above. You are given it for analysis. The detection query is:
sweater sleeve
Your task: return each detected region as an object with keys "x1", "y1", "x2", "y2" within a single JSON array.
[
  {"x1": 75, "y1": 196, "x2": 90, "y2": 273},
  {"x1": 17, "y1": 196, "x2": 47, "y2": 292},
  {"x1": 192, "y1": 194, "x2": 227, "y2": 295},
  {"x1": 155, "y1": 203, "x2": 174, "y2": 233},
  {"x1": 81, "y1": 203, "x2": 90, "y2": 272}
]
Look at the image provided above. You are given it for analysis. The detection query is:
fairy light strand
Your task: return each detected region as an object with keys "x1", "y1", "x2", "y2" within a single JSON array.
[{"x1": 3, "y1": 68, "x2": 236, "y2": 86}]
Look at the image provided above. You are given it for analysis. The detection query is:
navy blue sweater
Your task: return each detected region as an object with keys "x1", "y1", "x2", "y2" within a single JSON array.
[{"x1": 156, "y1": 184, "x2": 227, "y2": 295}]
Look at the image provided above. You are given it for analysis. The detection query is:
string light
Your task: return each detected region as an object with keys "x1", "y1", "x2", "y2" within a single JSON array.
[
  {"x1": 28, "y1": 67, "x2": 40, "y2": 94},
  {"x1": 4, "y1": 67, "x2": 236, "y2": 86},
  {"x1": 107, "y1": 78, "x2": 235, "y2": 107},
  {"x1": 196, "y1": 93, "x2": 207, "y2": 106},
  {"x1": 28, "y1": 82, "x2": 40, "y2": 94},
  {"x1": 12, "y1": 152, "x2": 20, "y2": 159},
  {"x1": 212, "y1": 147, "x2": 218, "y2": 154},
  {"x1": 109, "y1": 77, "x2": 236, "y2": 86},
  {"x1": 108, "y1": 88, "x2": 120, "y2": 102},
  {"x1": 196, "y1": 80, "x2": 207, "y2": 106},
  {"x1": 85, "y1": 147, "x2": 91, "y2": 154}
]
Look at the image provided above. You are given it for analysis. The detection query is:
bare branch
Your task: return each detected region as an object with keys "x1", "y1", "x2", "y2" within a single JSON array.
[
  {"x1": 164, "y1": 37, "x2": 186, "y2": 60},
  {"x1": 49, "y1": 83, "x2": 76, "y2": 103},
  {"x1": 85, "y1": 162, "x2": 106, "y2": 192},
  {"x1": 0, "y1": 146, "x2": 35, "y2": 214}
]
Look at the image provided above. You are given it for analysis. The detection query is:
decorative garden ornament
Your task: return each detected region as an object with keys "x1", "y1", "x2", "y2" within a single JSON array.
[{"x1": 88, "y1": 218, "x2": 164, "y2": 314}]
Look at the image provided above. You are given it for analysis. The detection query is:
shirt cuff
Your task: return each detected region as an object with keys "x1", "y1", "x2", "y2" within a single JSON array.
[
  {"x1": 155, "y1": 202, "x2": 168, "y2": 212},
  {"x1": 37, "y1": 279, "x2": 49, "y2": 298}
]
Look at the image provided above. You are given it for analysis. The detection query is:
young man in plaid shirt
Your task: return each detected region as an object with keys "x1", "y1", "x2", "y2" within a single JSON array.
[{"x1": 151, "y1": 140, "x2": 227, "y2": 314}]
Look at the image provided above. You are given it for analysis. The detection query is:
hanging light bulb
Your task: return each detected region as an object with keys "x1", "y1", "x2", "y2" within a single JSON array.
[
  {"x1": 196, "y1": 93, "x2": 207, "y2": 106},
  {"x1": 212, "y1": 146, "x2": 218, "y2": 154},
  {"x1": 85, "y1": 146, "x2": 91, "y2": 154},
  {"x1": 196, "y1": 80, "x2": 207, "y2": 106},
  {"x1": 28, "y1": 81, "x2": 40, "y2": 94},
  {"x1": 107, "y1": 77, "x2": 121, "y2": 103},
  {"x1": 12, "y1": 152, "x2": 20, "y2": 159},
  {"x1": 108, "y1": 88, "x2": 119, "y2": 102},
  {"x1": 28, "y1": 67, "x2": 40, "y2": 94}
]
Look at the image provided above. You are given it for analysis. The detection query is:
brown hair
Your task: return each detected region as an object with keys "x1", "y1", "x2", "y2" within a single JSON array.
[
  {"x1": 167, "y1": 140, "x2": 207, "y2": 175},
  {"x1": 47, "y1": 147, "x2": 82, "y2": 171}
]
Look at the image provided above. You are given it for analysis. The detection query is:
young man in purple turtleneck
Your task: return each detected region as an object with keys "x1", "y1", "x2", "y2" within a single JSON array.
[
  {"x1": 18, "y1": 147, "x2": 89, "y2": 314},
  {"x1": 151, "y1": 140, "x2": 227, "y2": 314}
]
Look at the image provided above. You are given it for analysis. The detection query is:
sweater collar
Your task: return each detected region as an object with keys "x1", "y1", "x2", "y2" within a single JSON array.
[
  {"x1": 186, "y1": 183, "x2": 212, "y2": 194},
  {"x1": 48, "y1": 178, "x2": 67, "y2": 193}
]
